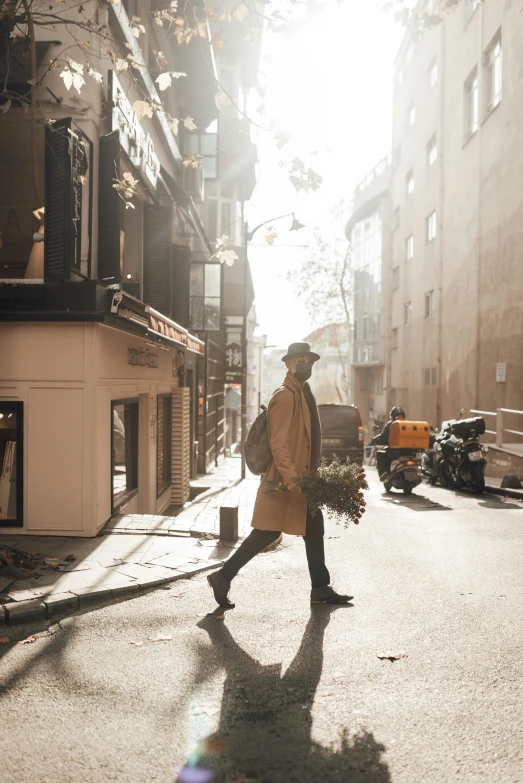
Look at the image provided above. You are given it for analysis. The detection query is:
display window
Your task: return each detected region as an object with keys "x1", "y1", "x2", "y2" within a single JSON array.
[
  {"x1": 157, "y1": 394, "x2": 172, "y2": 497},
  {"x1": 0, "y1": 402, "x2": 23, "y2": 527},
  {"x1": 112, "y1": 399, "x2": 139, "y2": 511}
]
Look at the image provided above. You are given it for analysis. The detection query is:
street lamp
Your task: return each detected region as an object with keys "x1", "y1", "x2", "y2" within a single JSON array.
[{"x1": 240, "y1": 213, "x2": 306, "y2": 479}]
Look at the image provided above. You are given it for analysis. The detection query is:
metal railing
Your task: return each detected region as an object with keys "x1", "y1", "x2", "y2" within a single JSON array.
[{"x1": 470, "y1": 408, "x2": 523, "y2": 449}]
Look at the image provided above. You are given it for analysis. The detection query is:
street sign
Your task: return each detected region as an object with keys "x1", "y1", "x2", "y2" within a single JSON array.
[
  {"x1": 225, "y1": 329, "x2": 243, "y2": 383},
  {"x1": 496, "y1": 362, "x2": 506, "y2": 383}
]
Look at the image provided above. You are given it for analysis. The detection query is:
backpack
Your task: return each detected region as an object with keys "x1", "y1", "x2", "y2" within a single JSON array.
[{"x1": 244, "y1": 405, "x2": 272, "y2": 475}]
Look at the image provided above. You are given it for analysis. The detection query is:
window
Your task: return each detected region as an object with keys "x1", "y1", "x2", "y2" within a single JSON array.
[
  {"x1": 408, "y1": 104, "x2": 416, "y2": 126},
  {"x1": 157, "y1": 394, "x2": 172, "y2": 497},
  {"x1": 432, "y1": 367, "x2": 438, "y2": 386},
  {"x1": 424, "y1": 367, "x2": 431, "y2": 386},
  {"x1": 353, "y1": 320, "x2": 358, "y2": 341},
  {"x1": 363, "y1": 316, "x2": 368, "y2": 340},
  {"x1": 427, "y1": 211, "x2": 437, "y2": 242},
  {"x1": 485, "y1": 35, "x2": 502, "y2": 113},
  {"x1": 392, "y1": 266, "x2": 400, "y2": 289},
  {"x1": 112, "y1": 400, "x2": 139, "y2": 510},
  {"x1": 465, "y1": 0, "x2": 481, "y2": 24},
  {"x1": 405, "y1": 301, "x2": 412, "y2": 326},
  {"x1": 406, "y1": 169, "x2": 414, "y2": 195},
  {"x1": 392, "y1": 206, "x2": 400, "y2": 229},
  {"x1": 190, "y1": 262, "x2": 222, "y2": 331},
  {"x1": 391, "y1": 328, "x2": 398, "y2": 349},
  {"x1": 465, "y1": 68, "x2": 479, "y2": 139},
  {"x1": 0, "y1": 402, "x2": 23, "y2": 527},
  {"x1": 429, "y1": 59, "x2": 438, "y2": 88},
  {"x1": 427, "y1": 135, "x2": 438, "y2": 166},
  {"x1": 185, "y1": 121, "x2": 218, "y2": 179},
  {"x1": 425, "y1": 290, "x2": 435, "y2": 319},
  {"x1": 406, "y1": 235, "x2": 414, "y2": 261}
]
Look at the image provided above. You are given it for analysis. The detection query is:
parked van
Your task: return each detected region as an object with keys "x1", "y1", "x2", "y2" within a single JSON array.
[{"x1": 318, "y1": 404, "x2": 364, "y2": 466}]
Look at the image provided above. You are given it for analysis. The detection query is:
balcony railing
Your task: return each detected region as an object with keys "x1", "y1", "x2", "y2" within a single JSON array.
[{"x1": 354, "y1": 154, "x2": 392, "y2": 199}]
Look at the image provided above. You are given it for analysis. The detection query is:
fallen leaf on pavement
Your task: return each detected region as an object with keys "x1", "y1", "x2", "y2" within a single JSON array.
[
  {"x1": 216, "y1": 614, "x2": 225, "y2": 621},
  {"x1": 63, "y1": 554, "x2": 76, "y2": 562},
  {"x1": 498, "y1": 594, "x2": 507, "y2": 600},
  {"x1": 149, "y1": 634, "x2": 173, "y2": 642},
  {"x1": 130, "y1": 641, "x2": 143, "y2": 646},
  {"x1": 0, "y1": 636, "x2": 9, "y2": 644},
  {"x1": 44, "y1": 558, "x2": 61, "y2": 569},
  {"x1": 377, "y1": 651, "x2": 408, "y2": 661},
  {"x1": 20, "y1": 634, "x2": 38, "y2": 645}
]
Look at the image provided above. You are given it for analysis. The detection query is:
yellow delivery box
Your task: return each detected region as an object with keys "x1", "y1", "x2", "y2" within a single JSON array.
[{"x1": 388, "y1": 421, "x2": 430, "y2": 449}]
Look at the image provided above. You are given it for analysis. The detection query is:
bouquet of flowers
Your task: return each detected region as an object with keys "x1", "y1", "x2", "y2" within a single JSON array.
[
  {"x1": 262, "y1": 456, "x2": 368, "y2": 526},
  {"x1": 295, "y1": 456, "x2": 368, "y2": 527}
]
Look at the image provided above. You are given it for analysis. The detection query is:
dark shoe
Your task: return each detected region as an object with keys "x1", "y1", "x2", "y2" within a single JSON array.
[
  {"x1": 207, "y1": 569, "x2": 235, "y2": 608},
  {"x1": 311, "y1": 585, "x2": 353, "y2": 604}
]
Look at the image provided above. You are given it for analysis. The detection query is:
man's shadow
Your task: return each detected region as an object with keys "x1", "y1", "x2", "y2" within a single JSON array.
[{"x1": 179, "y1": 606, "x2": 391, "y2": 783}]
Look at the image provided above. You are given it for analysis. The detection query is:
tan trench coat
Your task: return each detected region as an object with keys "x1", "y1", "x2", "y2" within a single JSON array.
[{"x1": 251, "y1": 370, "x2": 312, "y2": 536}]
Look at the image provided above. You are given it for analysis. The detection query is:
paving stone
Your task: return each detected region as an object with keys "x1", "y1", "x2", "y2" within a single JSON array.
[
  {"x1": 111, "y1": 562, "x2": 156, "y2": 580},
  {"x1": 110, "y1": 582, "x2": 140, "y2": 598},
  {"x1": 6, "y1": 589, "x2": 44, "y2": 602},
  {"x1": 146, "y1": 553, "x2": 196, "y2": 570},
  {"x1": 5, "y1": 599, "x2": 47, "y2": 624},
  {"x1": 43, "y1": 592, "x2": 79, "y2": 616},
  {"x1": 0, "y1": 577, "x2": 14, "y2": 593},
  {"x1": 73, "y1": 585, "x2": 112, "y2": 606},
  {"x1": 139, "y1": 564, "x2": 183, "y2": 579},
  {"x1": 175, "y1": 560, "x2": 222, "y2": 575},
  {"x1": 136, "y1": 575, "x2": 168, "y2": 591}
]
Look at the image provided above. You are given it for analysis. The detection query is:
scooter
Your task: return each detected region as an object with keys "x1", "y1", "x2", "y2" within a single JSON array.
[
  {"x1": 422, "y1": 410, "x2": 487, "y2": 494},
  {"x1": 379, "y1": 449, "x2": 424, "y2": 495}
]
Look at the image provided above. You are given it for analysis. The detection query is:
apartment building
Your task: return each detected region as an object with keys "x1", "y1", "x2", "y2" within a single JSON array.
[
  {"x1": 389, "y1": 0, "x2": 523, "y2": 432},
  {"x1": 345, "y1": 157, "x2": 391, "y2": 438}
]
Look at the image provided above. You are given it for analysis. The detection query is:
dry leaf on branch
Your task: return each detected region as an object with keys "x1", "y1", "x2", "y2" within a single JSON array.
[{"x1": 377, "y1": 651, "x2": 408, "y2": 661}]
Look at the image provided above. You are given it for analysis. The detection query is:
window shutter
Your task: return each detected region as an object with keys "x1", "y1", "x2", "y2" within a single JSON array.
[
  {"x1": 171, "y1": 244, "x2": 191, "y2": 327},
  {"x1": 144, "y1": 205, "x2": 172, "y2": 316},
  {"x1": 98, "y1": 131, "x2": 121, "y2": 284},
  {"x1": 44, "y1": 118, "x2": 75, "y2": 281}
]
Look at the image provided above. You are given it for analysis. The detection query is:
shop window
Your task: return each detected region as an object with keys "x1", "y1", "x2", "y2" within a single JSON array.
[
  {"x1": 157, "y1": 394, "x2": 172, "y2": 497},
  {"x1": 190, "y1": 262, "x2": 222, "y2": 331},
  {"x1": 0, "y1": 402, "x2": 23, "y2": 528},
  {"x1": 112, "y1": 400, "x2": 139, "y2": 510}
]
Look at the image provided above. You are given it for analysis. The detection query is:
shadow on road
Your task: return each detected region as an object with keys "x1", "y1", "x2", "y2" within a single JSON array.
[{"x1": 178, "y1": 606, "x2": 391, "y2": 783}]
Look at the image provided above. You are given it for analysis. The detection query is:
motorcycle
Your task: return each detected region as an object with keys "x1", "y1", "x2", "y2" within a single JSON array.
[
  {"x1": 380, "y1": 450, "x2": 424, "y2": 495},
  {"x1": 423, "y1": 411, "x2": 487, "y2": 494}
]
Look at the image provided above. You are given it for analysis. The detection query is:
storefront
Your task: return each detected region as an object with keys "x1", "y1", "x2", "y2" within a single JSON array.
[{"x1": 0, "y1": 294, "x2": 204, "y2": 537}]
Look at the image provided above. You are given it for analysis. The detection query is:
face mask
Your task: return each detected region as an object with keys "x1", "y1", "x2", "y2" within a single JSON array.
[{"x1": 294, "y1": 361, "x2": 312, "y2": 382}]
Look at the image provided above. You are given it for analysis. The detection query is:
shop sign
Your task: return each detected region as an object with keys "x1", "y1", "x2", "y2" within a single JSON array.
[
  {"x1": 128, "y1": 347, "x2": 159, "y2": 368},
  {"x1": 225, "y1": 328, "x2": 243, "y2": 383},
  {"x1": 111, "y1": 73, "x2": 160, "y2": 192},
  {"x1": 496, "y1": 362, "x2": 506, "y2": 383}
]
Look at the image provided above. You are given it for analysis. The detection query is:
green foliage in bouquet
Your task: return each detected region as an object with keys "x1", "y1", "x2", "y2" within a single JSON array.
[{"x1": 293, "y1": 456, "x2": 369, "y2": 527}]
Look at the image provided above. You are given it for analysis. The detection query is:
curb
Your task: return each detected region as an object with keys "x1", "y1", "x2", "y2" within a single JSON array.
[
  {"x1": 484, "y1": 484, "x2": 523, "y2": 501},
  {"x1": 0, "y1": 561, "x2": 222, "y2": 626}
]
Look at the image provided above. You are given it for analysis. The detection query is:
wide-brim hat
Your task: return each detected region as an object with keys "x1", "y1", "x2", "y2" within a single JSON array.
[{"x1": 281, "y1": 342, "x2": 320, "y2": 362}]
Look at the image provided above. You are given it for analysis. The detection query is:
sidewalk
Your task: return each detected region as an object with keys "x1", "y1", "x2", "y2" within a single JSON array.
[
  {"x1": 485, "y1": 475, "x2": 523, "y2": 501},
  {"x1": 0, "y1": 460, "x2": 263, "y2": 626}
]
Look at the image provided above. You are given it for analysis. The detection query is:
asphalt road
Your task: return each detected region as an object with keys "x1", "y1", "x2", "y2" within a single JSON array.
[{"x1": 2, "y1": 469, "x2": 523, "y2": 783}]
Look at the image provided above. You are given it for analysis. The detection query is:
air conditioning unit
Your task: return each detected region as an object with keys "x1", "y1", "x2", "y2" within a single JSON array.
[{"x1": 182, "y1": 164, "x2": 204, "y2": 204}]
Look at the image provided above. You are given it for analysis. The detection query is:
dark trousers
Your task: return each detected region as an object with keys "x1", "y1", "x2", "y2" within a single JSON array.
[{"x1": 221, "y1": 509, "x2": 330, "y2": 589}]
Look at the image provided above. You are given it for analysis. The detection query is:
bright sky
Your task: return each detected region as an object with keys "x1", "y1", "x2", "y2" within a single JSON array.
[{"x1": 246, "y1": 0, "x2": 403, "y2": 350}]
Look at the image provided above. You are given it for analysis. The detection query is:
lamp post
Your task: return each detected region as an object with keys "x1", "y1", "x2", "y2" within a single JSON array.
[{"x1": 240, "y1": 213, "x2": 306, "y2": 479}]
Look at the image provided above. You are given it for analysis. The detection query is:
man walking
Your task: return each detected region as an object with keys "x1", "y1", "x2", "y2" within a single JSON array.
[{"x1": 208, "y1": 342, "x2": 351, "y2": 608}]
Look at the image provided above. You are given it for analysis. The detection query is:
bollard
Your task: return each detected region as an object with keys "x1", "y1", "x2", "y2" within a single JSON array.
[{"x1": 220, "y1": 505, "x2": 238, "y2": 543}]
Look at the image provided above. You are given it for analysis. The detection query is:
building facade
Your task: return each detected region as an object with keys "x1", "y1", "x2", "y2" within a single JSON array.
[
  {"x1": 303, "y1": 324, "x2": 350, "y2": 406},
  {"x1": 389, "y1": 0, "x2": 523, "y2": 436},
  {"x1": 0, "y1": 0, "x2": 260, "y2": 533},
  {"x1": 346, "y1": 157, "x2": 391, "y2": 439}
]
